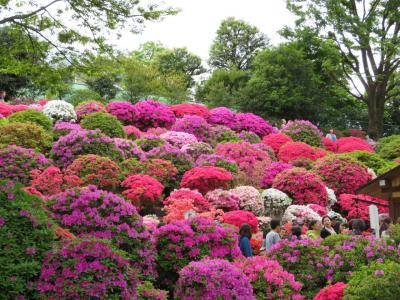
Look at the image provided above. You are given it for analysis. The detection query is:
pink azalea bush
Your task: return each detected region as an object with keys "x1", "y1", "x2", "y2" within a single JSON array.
[
  {"x1": 234, "y1": 256, "x2": 303, "y2": 300},
  {"x1": 160, "y1": 131, "x2": 198, "y2": 148},
  {"x1": 312, "y1": 156, "x2": 371, "y2": 195},
  {"x1": 195, "y1": 154, "x2": 238, "y2": 174},
  {"x1": 163, "y1": 188, "x2": 210, "y2": 211},
  {"x1": 223, "y1": 210, "x2": 259, "y2": 233},
  {"x1": 313, "y1": 282, "x2": 346, "y2": 300},
  {"x1": 180, "y1": 166, "x2": 232, "y2": 194},
  {"x1": 156, "y1": 217, "x2": 242, "y2": 285},
  {"x1": 114, "y1": 138, "x2": 145, "y2": 160},
  {"x1": 123, "y1": 125, "x2": 142, "y2": 140},
  {"x1": 0, "y1": 102, "x2": 13, "y2": 117},
  {"x1": 323, "y1": 137, "x2": 338, "y2": 152},
  {"x1": 75, "y1": 100, "x2": 105, "y2": 120},
  {"x1": 171, "y1": 103, "x2": 209, "y2": 118},
  {"x1": 273, "y1": 168, "x2": 328, "y2": 207},
  {"x1": 205, "y1": 189, "x2": 240, "y2": 211},
  {"x1": 281, "y1": 120, "x2": 323, "y2": 147},
  {"x1": 175, "y1": 258, "x2": 255, "y2": 300},
  {"x1": 133, "y1": 100, "x2": 176, "y2": 130},
  {"x1": 207, "y1": 107, "x2": 237, "y2": 129},
  {"x1": 278, "y1": 142, "x2": 319, "y2": 163},
  {"x1": 180, "y1": 142, "x2": 213, "y2": 161},
  {"x1": 261, "y1": 162, "x2": 293, "y2": 188},
  {"x1": 336, "y1": 137, "x2": 374, "y2": 153},
  {"x1": 282, "y1": 205, "x2": 322, "y2": 224},
  {"x1": 38, "y1": 239, "x2": 141, "y2": 299},
  {"x1": 106, "y1": 101, "x2": 137, "y2": 124},
  {"x1": 53, "y1": 122, "x2": 82, "y2": 140},
  {"x1": 171, "y1": 115, "x2": 211, "y2": 141},
  {"x1": 230, "y1": 186, "x2": 265, "y2": 216},
  {"x1": 262, "y1": 133, "x2": 293, "y2": 154},
  {"x1": 235, "y1": 112, "x2": 274, "y2": 137},
  {"x1": 47, "y1": 185, "x2": 155, "y2": 276}
]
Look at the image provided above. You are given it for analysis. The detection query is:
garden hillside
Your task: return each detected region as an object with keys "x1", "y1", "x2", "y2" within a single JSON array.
[{"x1": 1, "y1": 99, "x2": 400, "y2": 299}]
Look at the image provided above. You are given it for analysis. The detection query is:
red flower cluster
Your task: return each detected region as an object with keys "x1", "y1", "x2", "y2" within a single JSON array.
[
  {"x1": 323, "y1": 137, "x2": 338, "y2": 152},
  {"x1": 312, "y1": 156, "x2": 371, "y2": 195},
  {"x1": 180, "y1": 166, "x2": 232, "y2": 194},
  {"x1": 171, "y1": 103, "x2": 209, "y2": 118},
  {"x1": 336, "y1": 137, "x2": 374, "y2": 153},
  {"x1": 123, "y1": 125, "x2": 142, "y2": 140},
  {"x1": 313, "y1": 282, "x2": 347, "y2": 300},
  {"x1": 273, "y1": 168, "x2": 328, "y2": 207},
  {"x1": 278, "y1": 142, "x2": 319, "y2": 163},
  {"x1": 223, "y1": 210, "x2": 258, "y2": 233},
  {"x1": 164, "y1": 188, "x2": 210, "y2": 211},
  {"x1": 0, "y1": 102, "x2": 13, "y2": 117},
  {"x1": 262, "y1": 133, "x2": 293, "y2": 154},
  {"x1": 338, "y1": 194, "x2": 389, "y2": 220},
  {"x1": 121, "y1": 174, "x2": 164, "y2": 207}
]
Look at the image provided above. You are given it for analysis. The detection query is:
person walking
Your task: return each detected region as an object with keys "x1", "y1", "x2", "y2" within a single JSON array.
[
  {"x1": 325, "y1": 129, "x2": 337, "y2": 142},
  {"x1": 238, "y1": 223, "x2": 253, "y2": 257},
  {"x1": 261, "y1": 219, "x2": 281, "y2": 252},
  {"x1": 320, "y1": 216, "x2": 337, "y2": 239}
]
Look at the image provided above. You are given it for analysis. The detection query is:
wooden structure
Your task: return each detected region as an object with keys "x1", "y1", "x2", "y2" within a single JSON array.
[{"x1": 356, "y1": 165, "x2": 400, "y2": 221}]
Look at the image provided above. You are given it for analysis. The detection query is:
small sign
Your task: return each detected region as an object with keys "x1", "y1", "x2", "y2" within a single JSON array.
[
  {"x1": 184, "y1": 210, "x2": 196, "y2": 219},
  {"x1": 369, "y1": 205, "x2": 380, "y2": 238}
]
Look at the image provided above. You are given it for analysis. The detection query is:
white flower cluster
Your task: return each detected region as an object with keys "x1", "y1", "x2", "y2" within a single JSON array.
[
  {"x1": 282, "y1": 205, "x2": 322, "y2": 224},
  {"x1": 230, "y1": 185, "x2": 264, "y2": 216},
  {"x1": 43, "y1": 100, "x2": 77, "y2": 122},
  {"x1": 261, "y1": 188, "x2": 292, "y2": 208},
  {"x1": 326, "y1": 187, "x2": 337, "y2": 207}
]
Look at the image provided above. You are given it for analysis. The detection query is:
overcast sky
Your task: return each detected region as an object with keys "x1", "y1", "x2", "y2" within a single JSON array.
[{"x1": 115, "y1": 0, "x2": 296, "y2": 61}]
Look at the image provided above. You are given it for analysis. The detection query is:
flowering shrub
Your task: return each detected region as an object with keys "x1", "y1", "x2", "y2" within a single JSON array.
[
  {"x1": 52, "y1": 121, "x2": 82, "y2": 139},
  {"x1": 273, "y1": 168, "x2": 328, "y2": 207},
  {"x1": 0, "y1": 182, "x2": 55, "y2": 299},
  {"x1": 51, "y1": 129, "x2": 122, "y2": 167},
  {"x1": 47, "y1": 185, "x2": 155, "y2": 275},
  {"x1": 163, "y1": 188, "x2": 210, "y2": 211},
  {"x1": 156, "y1": 217, "x2": 242, "y2": 286},
  {"x1": 238, "y1": 130, "x2": 261, "y2": 144},
  {"x1": 12, "y1": 104, "x2": 29, "y2": 112},
  {"x1": 281, "y1": 120, "x2": 323, "y2": 147},
  {"x1": 106, "y1": 101, "x2": 137, "y2": 125},
  {"x1": 121, "y1": 174, "x2": 164, "y2": 209},
  {"x1": 207, "y1": 107, "x2": 237, "y2": 129},
  {"x1": 314, "y1": 282, "x2": 346, "y2": 300},
  {"x1": 205, "y1": 189, "x2": 240, "y2": 211},
  {"x1": 123, "y1": 125, "x2": 142, "y2": 140},
  {"x1": 278, "y1": 142, "x2": 319, "y2": 163},
  {"x1": 135, "y1": 135, "x2": 166, "y2": 152},
  {"x1": 261, "y1": 188, "x2": 292, "y2": 216},
  {"x1": 262, "y1": 133, "x2": 293, "y2": 154},
  {"x1": 171, "y1": 103, "x2": 209, "y2": 118},
  {"x1": 343, "y1": 261, "x2": 400, "y2": 299},
  {"x1": 0, "y1": 145, "x2": 49, "y2": 184},
  {"x1": 114, "y1": 138, "x2": 145, "y2": 160},
  {"x1": 338, "y1": 194, "x2": 389, "y2": 220},
  {"x1": 81, "y1": 112, "x2": 125, "y2": 138},
  {"x1": 336, "y1": 137, "x2": 374, "y2": 153},
  {"x1": 160, "y1": 130, "x2": 198, "y2": 148},
  {"x1": 133, "y1": 100, "x2": 176, "y2": 130},
  {"x1": 0, "y1": 102, "x2": 13, "y2": 116},
  {"x1": 223, "y1": 210, "x2": 259, "y2": 233},
  {"x1": 163, "y1": 198, "x2": 202, "y2": 223},
  {"x1": 235, "y1": 112, "x2": 274, "y2": 136},
  {"x1": 208, "y1": 125, "x2": 242, "y2": 145},
  {"x1": 175, "y1": 258, "x2": 254, "y2": 300},
  {"x1": 282, "y1": 205, "x2": 322, "y2": 224},
  {"x1": 312, "y1": 156, "x2": 371, "y2": 195},
  {"x1": 137, "y1": 281, "x2": 168, "y2": 300},
  {"x1": 171, "y1": 115, "x2": 211, "y2": 141},
  {"x1": 377, "y1": 135, "x2": 400, "y2": 160},
  {"x1": 195, "y1": 154, "x2": 238, "y2": 174},
  {"x1": 38, "y1": 239, "x2": 140, "y2": 299},
  {"x1": 307, "y1": 204, "x2": 327, "y2": 217},
  {"x1": 180, "y1": 166, "x2": 232, "y2": 194},
  {"x1": 65, "y1": 154, "x2": 122, "y2": 190},
  {"x1": 8, "y1": 109, "x2": 53, "y2": 130},
  {"x1": 230, "y1": 186, "x2": 264, "y2": 216},
  {"x1": 323, "y1": 137, "x2": 338, "y2": 152},
  {"x1": 0, "y1": 122, "x2": 52, "y2": 152},
  {"x1": 42, "y1": 100, "x2": 77, "y2": 122},
  {"x1": 234, "y1": 256, "x2": 303, "y2": 300},
  {"x1": 145, "y1": 127, "x2": 168, "y2": 136},
  {"x1": 75, "y1": 100, "x2": 105, "y2": 120},
  {"x1": 261, "y1": 162, "x2": 293, "y2": 188},
  {"x1": 180, "y1": 142, "x2": 213, "y2": 160},
  {"x1": 28, "y1": 103, "x2": 43, "y2": 111}
]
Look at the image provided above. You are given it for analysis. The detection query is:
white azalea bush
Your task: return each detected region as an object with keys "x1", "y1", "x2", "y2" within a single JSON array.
[
  {"x1": 230, "y1": 185, "x2": 264, "y2": 216},
  {"x1": 43, "y1": 100, "x2": 77, "y2": 122},
  {"x1": 282, "y1": 205, "x2": 322, "y2": 224},
  {"x1": 326, "y1": 187, "x2": 337, "y2": 208},
  {"x1": 261, "y1": 188, "x2": 292, "y2": 216}
]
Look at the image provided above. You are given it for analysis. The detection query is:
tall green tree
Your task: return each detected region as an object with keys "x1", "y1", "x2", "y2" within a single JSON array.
[
  {"x1": 133, "y1": 41, "x2": 166, "y2": 63},
  {"x1": 287, "y1": 0, "x2": 400, "y2": 138},
  {"x1": 209, "y1": 17, "x2": 268, "y2": 70}
]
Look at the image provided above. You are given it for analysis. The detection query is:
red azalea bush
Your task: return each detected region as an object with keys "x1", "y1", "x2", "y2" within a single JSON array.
[
  {"x1": 163, "y1": 188, "x2": 210, "y2": 211},
  {"x1": 0, "y1": 102, "x2": 13, "y2": 116},
  {"x1": 223, "y1": 210, "x2": 259, "y2": 233},
  {"x1": 106, "y1": 101, "x2": 137, "y2": 125},
  {"x1": 261, "y1": 162, "x2": 293, "y2": 188},
  {"x1": 38, "y1": 239, "x2": 141, "y2": 299},
  {"x1": 207, "y1": 107, "x2": 237, "y2": 129},
  {"x1": 75, "y1": 100, "x2": 105, "y2": 120},
  {"x1": 156, "y1": 217, "x2": 242, "y2": 286},
  {"x1": 324, "y1": 137, "x2": 338, "y2": 152},
  {"x1": 12, "y1": 104, "x2": 29, "y2": 112},
  {"x1": 65, "y1": 154, "x2": 123, "y2": 190},
  {"x1": 205, "y1": 189, "x2": 240, "y2": 211},
  {"x1": 312, "y1": 156, "x2": 371, "y2": 195},
  {"x1": 234, "y1": 256, "x2": 303, "y2": 300},
  {"x1": 272, "y1": 168, "x2": 328, "y2": 207},
  {"x1": 171, "y1": 103, "x2": 209, "y2": 118},
  {"x1": 235, "y1": 112, "x2": 274, "y2": 137},
  {"x1": 171, "y1": 115, "x2": 211, "y2": 141},
  {"x1": 338, "y1": 194, "x2": 389, "y2": 220},
  {"x1": 133, "y1": 100, "x2": 176, "y2": 130},
  {"x1": 314, "y1": 282, "x2": 346, "y2": 300},
  {"x1": 121, "y1": 174, "x2": 164, "y2": 209},
  {"x1": 308, "y1": 204, "x2": 327, "y2": 217},
  {"x1": 180, "y1": 166, "x2": 232, "y2": 194},
  {"x1": 123, "y1": 125, "x2": 142, "y2": 140},
  {"x1": 336, "y1": 137, "x2": 374, "y2": 153},
  {"x1": 278, "y1": 142, "x2": 319, "y2": 163},
  {"x1": 163, "y1": 198, "x2": 205, "y2": 223},
  {"x1": 262, "y1": 133, "x2": 293, "y2": 154}
]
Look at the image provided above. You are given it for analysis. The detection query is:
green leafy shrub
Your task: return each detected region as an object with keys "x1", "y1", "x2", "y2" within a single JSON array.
[
  {"x1": 377, "y1": 135, "x2": 400, "y2": 160},
  {"x1": 80, "y1": 112, "x2": 125, "y2": 138},
  {"x1": 0, "y1": 181, "x2": 55, "y2": 299},
  {"x1": 390, "y1": 223, "x2": 400, "y2": 245},
  {"x1": 343, "y1": 261, "x2": 400, "y2": 300},
  {"x1": 338, "y1": 151, "x2": 398, "y2": 175},
  {"x1": 321, "y1": 234, "x2": 352, "y2": 248},
  {"x1": 8, "y1": 109, "x2": 53, "y2": 131},
  {"x1": 0, "y1": 122, "x2": 52, "y2": 152},
  {"x1": 65, "y1": 88, "x2": 104, "y2": 107}
]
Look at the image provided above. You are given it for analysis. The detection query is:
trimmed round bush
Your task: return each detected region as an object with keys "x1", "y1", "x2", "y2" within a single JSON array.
[
  {"x1": 38, "y1": 239, "x2": 140, "y2": 299},
  {"x1": 51, "y1": 129, "x2": 122, "y2": 167},
  {"x1": 235, "y1": 112, "x2": 274, "y2": 136},
  {"x1": 378, "y1": 135, "x2": 400, "y2": 160},
  {"x1": 52, "y1": 121, "x2": 82, "y2": 140},
  {"x1": 314, "y1": 283, "x2": 346, "y2": 300},
  {"x1": 207, "y1": 107, "x2": 237, "y2": 129},
  {"x1": 223, "y1": 210, "x2": 259, "y2": 233},
  {"x1": 106, "y1": 101, "x2": 137, "y2": 125},
  {"x1": 0, "y1": 122, "x2": 52, "y2": 152},
  {"x1": 230, "y1": 186, "x2": 264, "y2": 216},
  {"x1": 8, "y1": 109, "x2": 52, "y2": 130},
  {"x1": 272, "y1": 168, "x2": 328, "y2": 207},
  {"x1": 0, "y1": 181, "x2": 55, "y2": 299},
  {"x1": 278, "y1": 141, "x2": 318, "y2": 163},
  {"x1": 75, "y1": 100, "x2": 105, "y2": 120},
  {"x1": 208, "y1": 125, "x2": 242, "y2": 145},
  {"x1": 175, "y1": 258, "x2": 254, "y2": 300},
  {"x1": 238, "y1": 130, "x2": 261, "y2": 144},
  {"x1": 135, "y1": 136, "x2": 166, "y2": 152},
  {"x1": 172, "y1": 115, "x2": 211, "y2": 141},
  {"x1": 47, "y1": 185, "x2": 155, "y2": 276},
  {"x1": 42, "y1": 100, "x2": 77, "y2": 122},
  {"x1": 180, "y1": 142, "x2": 213, "y2": 161},
  {"x1": 195, "y1": 154, "x2": 238, "y2": 174},
  {"x1": 261, "y1": 162, "x2": 293, "y2": 188},
  {"x1": 0, "y1": 145, "x2": 50, "y2": 184},
  {"x1": 281, "y1": 120, "x2": 323, "y2": 147},
  {"x1": 336, "y1": 137, "x2": 374, "y2": 153},
  {"x1": 205, "y1": 189, "x2": 240, "y2": 211},
  {"x1": 323, "y1": 137, "x2": 338, "y2": 152},
  {"x1": 114, "y1": 138, "x2": 145, "y2": 160},
  {"x1": 171, "y1": 103, "x2": 209, "y2": 118},
  {"x1": 133, "y1": 99, "x2": 176, "y2": 130},
  {"x1": 0, "y1": 102, "x2": 13, "y2": 117},
  {"x1": 163, "y1": 188, "x2": 210, "y2": 211},
  {"x1": 180, "y1": 166, "x2": 232, "y2": 194},
  {"x1": 312, "y1": 156, "x2": 371, "y2": 195},
  {"x1": 261, "y1": 188, "x2": 293, "y2": 216},
  {"x1": 81, "y1": 112, "x2": 125, "y2": 138},
  {"x1": 160, "y1": 131, "x2": 198, "y2": 148},
  {"x1": 123, "y1": 125, "x2": 142, "y2": 140},
  {"x1": 262, "y1": 133, "x2": 293, "y2": 154}
]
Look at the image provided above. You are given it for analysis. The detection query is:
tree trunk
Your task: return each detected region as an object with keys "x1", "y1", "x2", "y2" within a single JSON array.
[{"x1": 367, "y1": 86, "x2": 386, "y2": 139}]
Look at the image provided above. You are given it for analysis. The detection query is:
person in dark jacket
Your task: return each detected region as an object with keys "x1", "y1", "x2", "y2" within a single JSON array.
[
  {"x1": 320, "y1": 216, "x2": 337, "y2": 239},
  {"x1": 238, "y1": 223, "x2": 253, "y2": 257}
]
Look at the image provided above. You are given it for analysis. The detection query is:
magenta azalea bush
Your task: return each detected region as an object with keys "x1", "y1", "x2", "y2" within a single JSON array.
[
  {"x1": 261, "y1": 162, "x2": 293, "y2": 188},
  {"x1": 106, "y1": 101, "x2": 137, "y2": 125},
  {"x1": 133, "y1": 100, "x2": 176, "y2": 130},
  {"x1": 235, "y1": 112, "x2": 274, "y2": 137},
  {"x1": 205, "y1": 189, "x2": 240, "y2": 211},
  {"x1": 114, "y1": 138, "x2": 145, "y2": 160},
  {"x1": 75, "y1": 100, "x2": 105, "y2": 120},
  {"x1": 47, "y1": 185, "x2": 156, "y2": 276},
  {"x1": 207, "y1": 107, "x2": 237, "y2": 129},
  {"x1": 175, "y1": 258, "x2": 255, "y2": 300},
  {"x1": 171, "y1": 115, "x2": 211, "y2": 141},
  {"x1": 53, "y1": 121, "x2": 82, "y2": 139}
]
